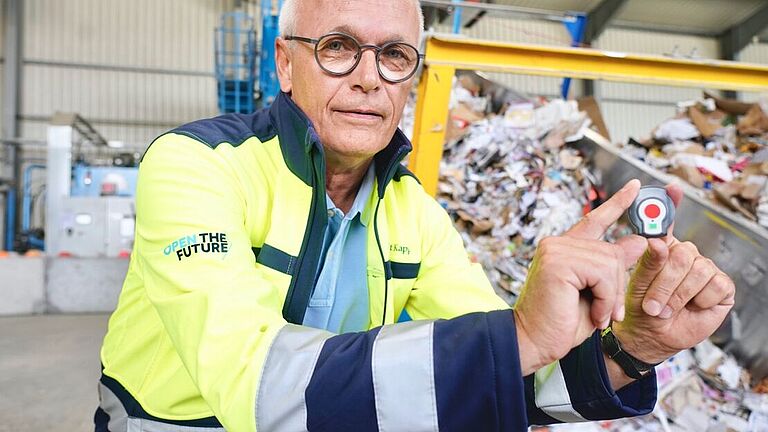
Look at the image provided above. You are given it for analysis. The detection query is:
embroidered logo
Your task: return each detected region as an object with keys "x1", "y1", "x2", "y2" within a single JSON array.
[{"x1": 163, "y1": 232, "x2": 229, "y2": 261}]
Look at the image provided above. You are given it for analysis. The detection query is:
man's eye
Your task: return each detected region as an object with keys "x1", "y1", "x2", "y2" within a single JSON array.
[
  {"x1": 328, "y1": 41, "x2": 343, "y2": 51},
  {"x1": 384, "y1": 47, "x2": 407, "y2": 59}
]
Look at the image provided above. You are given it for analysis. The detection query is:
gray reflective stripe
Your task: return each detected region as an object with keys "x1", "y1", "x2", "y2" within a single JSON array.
[
  {"x1": 98, "y1": 383, "x2": 225, "y2": 432},
  {"x1": 256, "y1": 324, "x2": 333, "y2": 432},
  {"x1": 534, "y1": 361, "x2": 585, "y2": 423},
  {"x1": 99, "y1": 383, "x2": 129, "y2": 432},
  {"x1": 127, "y1": 418, "x2": 224, "y2": 432},
  {"x1": 372, "y1": 320, "x2": 439, "y2": 432}
]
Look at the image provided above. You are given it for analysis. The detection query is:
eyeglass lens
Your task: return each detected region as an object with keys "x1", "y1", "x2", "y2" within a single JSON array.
[{"x1": 315, "y1": 34, "x2": 419, "y2": 82}]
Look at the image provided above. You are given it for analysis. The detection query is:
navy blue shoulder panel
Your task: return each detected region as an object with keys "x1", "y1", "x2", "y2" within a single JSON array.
[
  {"x1": 393, "y1": 164, "x2": 420, "y2": 183},
  {"x1": 170, "y1": 108, "x2": 276, "y2": 149}
]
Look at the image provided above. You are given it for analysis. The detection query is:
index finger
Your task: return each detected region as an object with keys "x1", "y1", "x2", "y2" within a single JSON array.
[{"x1": 565, "y1": 179, "x2": 641, "y2": 240}]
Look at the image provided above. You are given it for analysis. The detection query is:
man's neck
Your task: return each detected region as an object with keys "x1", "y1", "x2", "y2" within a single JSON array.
[{"x1": 325, "y1": 158, "x2": 372, "y2": 214}]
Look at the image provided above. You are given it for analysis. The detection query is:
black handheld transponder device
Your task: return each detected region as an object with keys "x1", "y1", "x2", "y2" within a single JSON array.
[{"x1": 628, "y1": 186, "x2": 675, "y2": 238}]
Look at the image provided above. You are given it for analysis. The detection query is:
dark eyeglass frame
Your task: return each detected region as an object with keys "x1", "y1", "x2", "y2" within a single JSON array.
[{"x1": 284, "y1": 32, "x2": 425, "y2": 83}]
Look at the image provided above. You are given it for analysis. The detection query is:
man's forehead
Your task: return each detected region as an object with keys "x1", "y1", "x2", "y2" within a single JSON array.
[{"x1": 298, "y1": 0, "x2": 419, "y2": 43}]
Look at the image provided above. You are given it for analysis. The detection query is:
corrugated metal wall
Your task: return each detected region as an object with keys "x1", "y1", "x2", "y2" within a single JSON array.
[
  {"x1": 592, "y1": 28, "x2": 722, "y2": 143},
  {"x1": 3, "y1": 2, "x2": 768, "y2": 151},
  {"x1": 18, "y1": 0, "x2": 230, "y2": 151},
  {"x1": 739, "y1": 43, "x2": 768, "y2": 103},
  {"x1": 433, "y1": 17, "x2": 569, "y2": 98}
]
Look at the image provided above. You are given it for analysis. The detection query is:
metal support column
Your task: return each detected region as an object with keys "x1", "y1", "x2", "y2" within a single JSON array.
[
  {"x1": 719, "y1": 3, "x2": 768, "y2": 99},
  {"x1": 2, "y1": 0, "x2": 23, "y2": 140},
  {"x1": 45, "y1": 125, "x2": 74, "y2": 256},
  {"x1": 411, "y1": 65, "x2": 455, "y2": 196},
  {"x1": 451, "y1": 0, "x2": 463, "y2": 34},
  {"x1": 561, "y1": 14, "x2": 587, "y2": 99}
]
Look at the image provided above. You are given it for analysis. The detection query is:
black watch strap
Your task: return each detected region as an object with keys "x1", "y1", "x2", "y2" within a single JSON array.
[{"x1": 600, "y1": 327, "x2": 660, "y2": 380}]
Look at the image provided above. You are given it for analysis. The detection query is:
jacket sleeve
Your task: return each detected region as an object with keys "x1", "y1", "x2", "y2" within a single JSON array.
[
  {"x1": 136, "y1": 134, "x2": 283, "y2": 432},
  {"x1": 403, "y1": 192, "x2": 657, "y2": 426}
]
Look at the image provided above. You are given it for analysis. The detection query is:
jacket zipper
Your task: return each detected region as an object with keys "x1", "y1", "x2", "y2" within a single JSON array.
[
  {"x1": 281, "y1": 137, "x2": 326, "y2": 324},
  {"x1": 375, "y1": 146, "x2": 409, "y2": 326}
]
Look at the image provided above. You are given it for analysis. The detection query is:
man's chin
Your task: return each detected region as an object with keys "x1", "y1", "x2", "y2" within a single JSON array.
[{"x1": 322, "y1": 137, "x2": 390, "y2": 160}]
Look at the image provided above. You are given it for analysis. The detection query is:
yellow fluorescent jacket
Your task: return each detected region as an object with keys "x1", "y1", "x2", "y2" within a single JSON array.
[{"x1": 100, "y1": 92, "x2": 510, "y2": 431}]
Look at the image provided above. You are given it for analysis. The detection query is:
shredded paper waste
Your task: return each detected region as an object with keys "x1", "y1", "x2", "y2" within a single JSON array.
[{"x1": 433, "y1": 77, "x2": 596, "y2": 302}]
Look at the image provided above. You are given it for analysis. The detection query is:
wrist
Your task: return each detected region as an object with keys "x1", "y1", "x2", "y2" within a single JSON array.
[
  {"x1": 603, "y1": 351, "x2": 636, "y2": 390},
  {"x1": 611, "y1": 322, "x2": 668, "y2": 365},
  {"x1": 601, "y1": 326, "x2": 660, "y2": 382},
  {"x1": 513, "y1": 309, "x2": 548, "y2": 375}
]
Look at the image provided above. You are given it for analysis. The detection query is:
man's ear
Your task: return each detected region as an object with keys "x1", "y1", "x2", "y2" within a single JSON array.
[{"x1": 275, "y1": 38, "x2": 293, "y2": 94}]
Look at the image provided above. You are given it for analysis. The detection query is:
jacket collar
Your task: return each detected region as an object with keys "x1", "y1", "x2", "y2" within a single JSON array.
[{"x1": 268, "y1": 92, "x2": 412, "y2": 197}]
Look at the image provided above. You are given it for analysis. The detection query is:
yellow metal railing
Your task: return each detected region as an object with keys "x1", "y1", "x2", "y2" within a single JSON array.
[{"x1": 411, "y1": 35, "x2": 768, "y2": 196}]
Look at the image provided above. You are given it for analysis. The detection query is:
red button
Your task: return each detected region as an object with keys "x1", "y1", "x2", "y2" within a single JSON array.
[{"x1": 644, "y1": 203, "x2": 661, "y2": 218}]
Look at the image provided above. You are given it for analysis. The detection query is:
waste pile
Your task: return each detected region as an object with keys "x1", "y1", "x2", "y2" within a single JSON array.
[
  {"x1": 433, "y1": 74, "x2": 603, "y2": 302},
  {"x1": 538, "y1": 339, "x2": 768, "y2": 432},
  {"x1": 620, "y1": 93, "x2": 768, "y2": 229}
]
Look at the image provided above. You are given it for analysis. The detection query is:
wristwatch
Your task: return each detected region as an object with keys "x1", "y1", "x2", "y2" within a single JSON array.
[{"x1": 600, "y1": 326, "x2": 660, "y2": 380}]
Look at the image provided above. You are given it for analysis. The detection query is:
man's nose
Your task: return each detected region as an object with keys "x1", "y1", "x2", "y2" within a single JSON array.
[{"x1": 351, "y1": 49, "x2": 381, "y2": 92}]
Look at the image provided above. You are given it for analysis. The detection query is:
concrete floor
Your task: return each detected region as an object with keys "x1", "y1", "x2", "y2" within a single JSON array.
[{"x1": 0, "y1": 314, "x2": 109, "y2": 432}]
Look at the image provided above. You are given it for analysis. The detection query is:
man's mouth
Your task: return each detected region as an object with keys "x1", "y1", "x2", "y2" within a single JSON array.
[{"x1": 334, "y1": 109, "x2": 384, "y2": 120}]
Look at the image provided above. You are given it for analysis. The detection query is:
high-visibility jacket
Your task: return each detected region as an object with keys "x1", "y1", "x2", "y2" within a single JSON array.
[{"x1": 97, "y1": 92, "x2": 656, "y2": 432}]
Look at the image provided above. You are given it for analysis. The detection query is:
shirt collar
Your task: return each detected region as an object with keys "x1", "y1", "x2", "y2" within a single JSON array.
[{"x1": 326, "y1": 163, "x2": 376, "y2": 226}]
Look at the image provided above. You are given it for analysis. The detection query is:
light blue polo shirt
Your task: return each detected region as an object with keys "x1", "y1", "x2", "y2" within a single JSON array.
[{"x1": 302, "y1": 165, "x2": 375, "y2": 334}]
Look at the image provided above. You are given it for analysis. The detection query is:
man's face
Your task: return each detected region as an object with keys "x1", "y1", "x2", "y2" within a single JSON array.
[{"x1": 276, "y1": 0, "x2": 420, "y2": 165}]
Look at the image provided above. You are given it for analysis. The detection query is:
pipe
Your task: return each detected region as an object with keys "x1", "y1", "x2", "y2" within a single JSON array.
[
  {"x1": 5, "y1": 187, "x2": 16, "y2": 250},
  {"x1": 21, "y1": 164, "x2": 45, "y2": 232},
  {"x1": 451, "y1": 0, "x2": 462, "y2": 34}
]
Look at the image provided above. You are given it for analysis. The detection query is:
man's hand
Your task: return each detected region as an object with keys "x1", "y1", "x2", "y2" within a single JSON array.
[
  {"x1": 514, "y1": 179, "x2": 647, "y2": 375},
  {"x1": 613, "y1": 183, "x2": 736, "y2": 368}
]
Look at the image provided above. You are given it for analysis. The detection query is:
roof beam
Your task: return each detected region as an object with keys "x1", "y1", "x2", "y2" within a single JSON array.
[
  {"x1": 719, "y1": 3, "x2": 768, "y2": 60},
  {"x1": 584, "y1": 0, "x2": 628, "y2": 43}
]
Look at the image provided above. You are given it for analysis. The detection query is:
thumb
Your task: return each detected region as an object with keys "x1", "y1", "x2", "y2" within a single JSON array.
[
  {"x1": 630, "y1": 238, "x2": 669, "y2": 314},
  {"x1": 616, "y1": 234, "x2": 648, "y2": 270}
]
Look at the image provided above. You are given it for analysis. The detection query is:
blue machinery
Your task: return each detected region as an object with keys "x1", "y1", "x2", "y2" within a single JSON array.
[
  {"x1": 215, "y1": 2, "x2": 282, "y2": 113},
  {"x1": 20, "y1": 164, "x2": 45, "y2": 250},
  {"x1": 215, "y1": 12, "x2": 257, "y2": 113},
  {"x1": 258, "y1": 0, "x2": 282, "y2": 107},
  {"x1": 214, "y1": 0, "x2": 283, "y2": 113}
]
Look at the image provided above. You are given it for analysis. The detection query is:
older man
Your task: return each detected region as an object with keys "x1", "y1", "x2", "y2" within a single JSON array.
[{"x1": 95, "y1": 0, "x2": 734, "y2": 431}]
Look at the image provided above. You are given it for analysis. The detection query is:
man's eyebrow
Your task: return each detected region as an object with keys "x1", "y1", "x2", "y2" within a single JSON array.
[{"x1": 328, "y1": 25, "x2": 405, "y2": 44}]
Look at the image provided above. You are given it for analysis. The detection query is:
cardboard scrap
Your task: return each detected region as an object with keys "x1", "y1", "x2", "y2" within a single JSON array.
[
  {"x1": 623, "y1": 93, "x2": 768, "y2": 228},
  {"x1": 577, "y1": 96, "x2": 611, "y2": 141},
  {"x1": 688, "y1": 106, "x2": 725, "y2": 138},
  {"x1": 738, "y1": 104, "x2": 768, "y2": 136}
]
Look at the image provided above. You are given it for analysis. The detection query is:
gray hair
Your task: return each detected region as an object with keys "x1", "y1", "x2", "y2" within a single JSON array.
[{"x1": 278, "y1": 0, "x2": 424, "y2": 42}]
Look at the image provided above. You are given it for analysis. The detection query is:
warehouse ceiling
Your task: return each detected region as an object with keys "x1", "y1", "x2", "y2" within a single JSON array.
[{"x1": 464, "y1": 0, "x2": 768, "y2": 40}]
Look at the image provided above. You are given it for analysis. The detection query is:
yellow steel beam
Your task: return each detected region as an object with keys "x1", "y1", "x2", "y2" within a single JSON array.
[
  {"x1": 411, "y1": 64, "x2": 456, "y2": 196},
  {"x1": 411, "y1": 35, "x2": 768, "y2": 195},
  {"x1": 425, "y1": 35, "x2": 768, "y2": 92}
]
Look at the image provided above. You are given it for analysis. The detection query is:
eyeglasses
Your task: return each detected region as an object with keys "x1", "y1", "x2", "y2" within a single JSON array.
[{"x1": 284, "y1": 32, "x2": 424, "y2": 83}]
